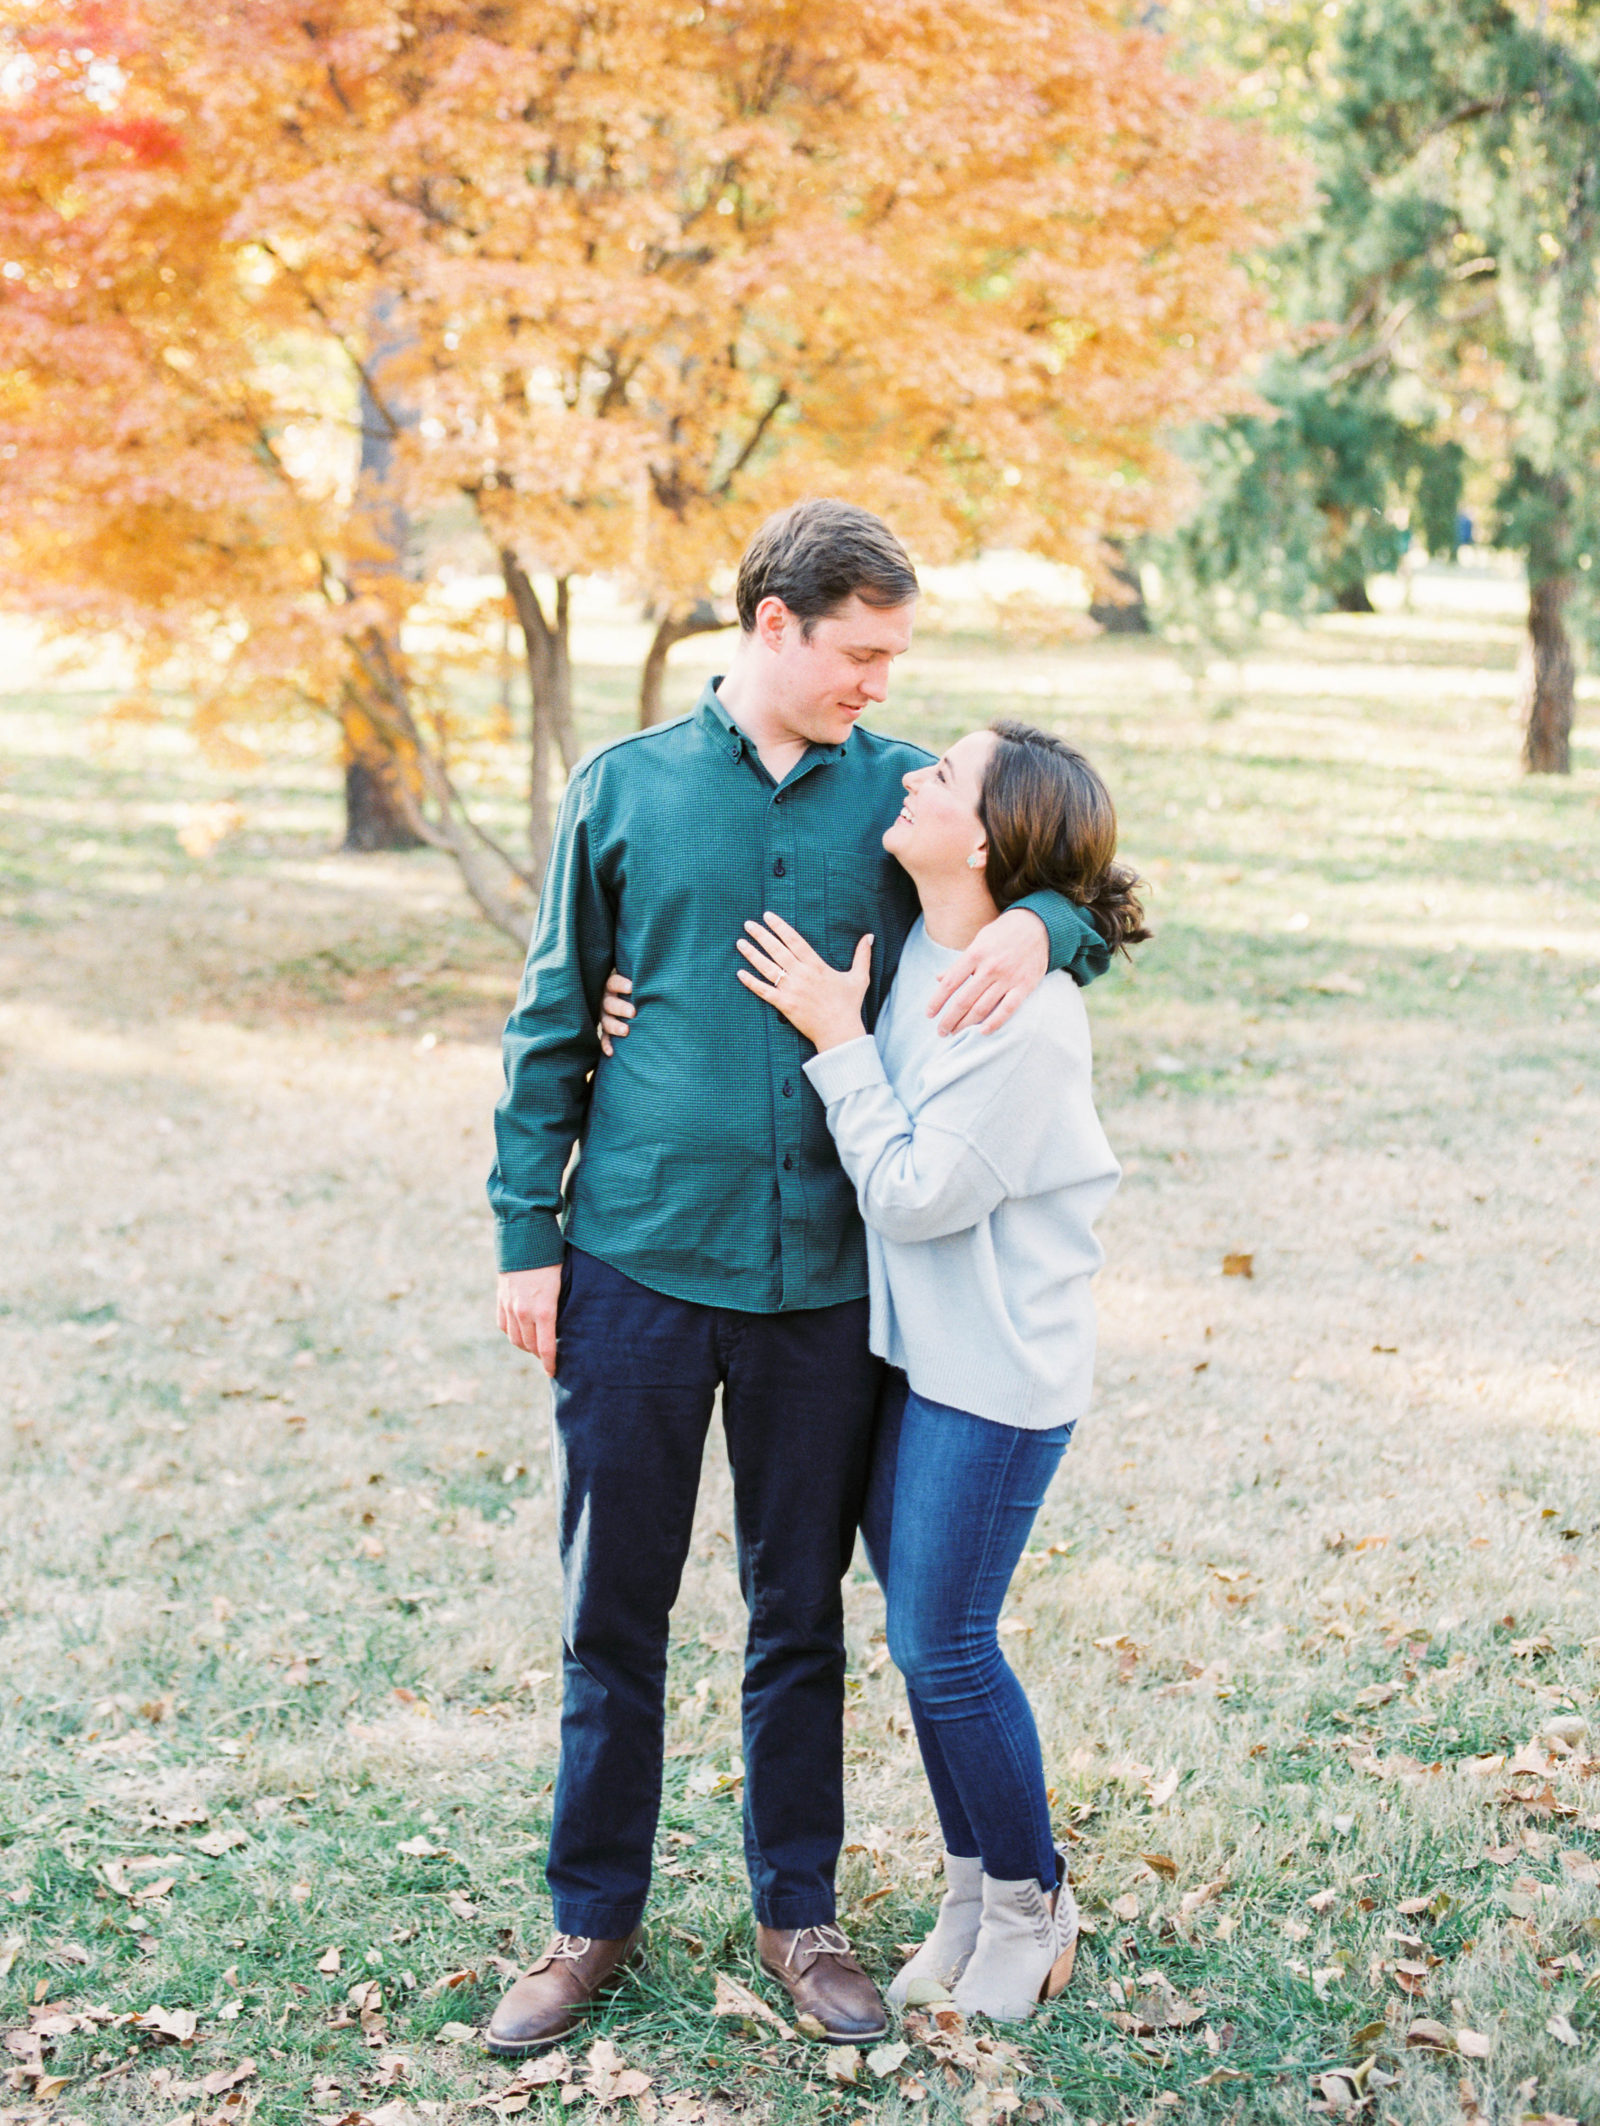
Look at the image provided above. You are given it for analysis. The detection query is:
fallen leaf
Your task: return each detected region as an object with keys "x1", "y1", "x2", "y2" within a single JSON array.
[
  {"x1": 1455, "y1": 2029, "x2": 1491, "y2": 2059},
  {"x1": 1546, "y1": 2013, "x2": 1579, "y2": 2047},
  {"x1": 1147, "y1": 1769, "x2": 1180, "y2": 1808},
  {"x1": 711, "y1": 1971, "x2": 794, "y2": 2039},
  {"x1": 826, "y1": 2045, "x2": 861, "y2": 2084},
  {"x1": 318, "y1": 1947, "x2": 343, "y2": 1975},
  {"x1": 134, "y1": 2005, "x2": 199, "y2": 2044},
  {"x1": 1405, "y1": 2019, "x2": 1453, "y2": 2050},
  {"x1": 1308, "y1": 1888, "x2": 1339, "y2": 1913},
  {"x1": 1222, "y1": 1253, "x2": 1254, "y2": 1278},
  {"x1": 500, "y1": 2050, "x2": 570, "y2": 2091},
  {"x1": 867, "y1": 2040, "x2": 910, "y2": 2077},
  {"x1": 193, "y1": 1829, "x2": 248, "y2": 1858},
  {"x1": 201, "y1": 2060, "x2": 258, "y2": 2097},
  {"x1": 394, "y1": 1838, "x2": 441, "y2": 1859},
  {"x1": 1110, "y1": 1894, "x2": 1140, "y2": 1922},
  {"x1": 434, "y1": 2021, "x2": 478, "y2": 2044},
  {"x1": 1315, "y1": 2068, "x2": 1362, "y2": 2110},
  {"x1": 1140, "y1": 1854, "x2": 1178, "y2": 1881},
  {"x1": 1179, "y1": 1877, "x2": 1228, "y2": 1918}
]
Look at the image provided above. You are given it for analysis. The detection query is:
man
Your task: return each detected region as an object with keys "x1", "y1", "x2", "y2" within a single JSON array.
[{"x1": 486, "y1": 500, "x2": 1105, "y2": 2056}]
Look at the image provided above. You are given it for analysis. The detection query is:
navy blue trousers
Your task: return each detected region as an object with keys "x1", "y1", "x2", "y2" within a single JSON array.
[{"x1": 545, "y1": 1248, "x2": 883, "y2": 1937}]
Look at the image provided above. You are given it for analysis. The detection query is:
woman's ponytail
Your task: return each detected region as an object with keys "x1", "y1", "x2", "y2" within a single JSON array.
[{"x1": 978, "y1": 720, "x2": 1151, "y2": 960}]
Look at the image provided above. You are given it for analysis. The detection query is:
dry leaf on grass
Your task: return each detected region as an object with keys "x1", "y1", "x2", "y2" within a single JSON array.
[
  {"x1": 577, "y1": 2038, "x2": 652, "y2": 2105},
  {"x1": 194, "y1": 1829, "x2": 248, "y2": 1858},
  {"x1": 866, "y1": 2040, "x2": 910, "y2": 2077},
  {"x1": 710, "y1": 1970, "x2": 794, "y2": 2039},
  {"x1": 825, "y1": 2045, "x2": 860, "y2": 2083},
  {"x1": 1455, "y1": 2029, "x2": 1491, "y2": 2058},
  {"x1": 1139, "y1": 1853, "x2": 1178, "y2": 1881},
  {"x1": 434, "y1": 2021, "x2": 478, "y2": 2044},
  {"x1": 1179, "y1": 1877, "x2": 1229, "y2": 1918},
  {"x1": 1110, "y1": 1894, "x2": 1140, "y2": 1922},
  {"x1": 201, "y1": 2059, "x2": 258, "y2": 2096},
  {"x1": 1404, "y1": 2019, "x2": 1453, "y2": 2050},
  {"x1": 1545, "y1": 2013, "x2": 1579, "y2": 2047},
  {"x1": 1147, "y1": 1769, "x2": 1180, "y2": 1808},
  {"x1": 318, "y1": 1947, "x2": 342, "y2": 1975},
  {"x1": 1308, "y1": 1888, "x2": 1339, "y2": 1913},
  {"x1": 1222, "y1": 1252, "x2": 1254, "y2": 1278},
  {"x1": 133, "y1": 2005, "x2": 199, "y2": 2044}
]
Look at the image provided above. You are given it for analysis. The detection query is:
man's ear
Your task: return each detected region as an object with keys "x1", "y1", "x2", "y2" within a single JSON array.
[{"x1": 754, "y1": 595, "x2": 792, "y2": 653}]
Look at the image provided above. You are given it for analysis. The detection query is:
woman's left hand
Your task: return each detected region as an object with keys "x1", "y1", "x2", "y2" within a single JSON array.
[{"x1": 736, "y1": 912, "x2": 872, "y2": 1051}]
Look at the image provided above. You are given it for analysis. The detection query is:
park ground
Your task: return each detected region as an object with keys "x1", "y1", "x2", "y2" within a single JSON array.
[{"x1": 1, "y1": 585, "x2": 1599, "y2": 2126}]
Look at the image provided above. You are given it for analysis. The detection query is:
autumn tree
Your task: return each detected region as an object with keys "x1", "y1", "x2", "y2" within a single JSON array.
[{"x1": 0, "y1": 0, "x2": 1293, "y2": 934}]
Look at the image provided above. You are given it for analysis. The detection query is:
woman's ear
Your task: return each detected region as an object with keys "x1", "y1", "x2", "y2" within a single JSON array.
[{"x1": 966, "y1": 845, "x2": 986, "y2": 871}]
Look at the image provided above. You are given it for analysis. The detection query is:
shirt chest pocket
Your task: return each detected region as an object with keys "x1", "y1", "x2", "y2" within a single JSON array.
[{"x1": 822, "y1": 850, "x2": 893, "y2": 994}]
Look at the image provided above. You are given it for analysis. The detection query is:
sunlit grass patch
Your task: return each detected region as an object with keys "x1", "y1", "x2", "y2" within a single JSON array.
[{"x1": 2, "y1": 607, "x2": 1598, "y2": 2121}]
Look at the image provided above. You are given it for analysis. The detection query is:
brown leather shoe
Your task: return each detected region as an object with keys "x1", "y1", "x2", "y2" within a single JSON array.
[
  {"x1": 756, "y1": 1923, "x2": 888, "y2": 2044},
  {"x1": 485, "y1": 1929, "x2": 644, "y2": 2056}
]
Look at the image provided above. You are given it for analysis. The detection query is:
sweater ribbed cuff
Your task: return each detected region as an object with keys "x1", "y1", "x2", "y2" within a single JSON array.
[
  {"x1": 803, "y1": 1036, "x2": 887, "y2": 1105},
  {"x1": 495, "y1": 1213, "x2": 567, "y2": 1273}
]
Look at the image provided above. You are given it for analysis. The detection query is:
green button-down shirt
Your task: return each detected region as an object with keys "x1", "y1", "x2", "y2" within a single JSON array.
[{"x1": 489, "y1": 680, "x2": 1109, "y2": 1312}]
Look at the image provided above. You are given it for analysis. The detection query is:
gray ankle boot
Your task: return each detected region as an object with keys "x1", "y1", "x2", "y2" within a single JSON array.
[
  {"x1": 951, "y1": 1851, "x2": 1079, "y2": 2022},
  {"x1": 886, "y1": 1851, "x2": 984, "y2": 2008}
]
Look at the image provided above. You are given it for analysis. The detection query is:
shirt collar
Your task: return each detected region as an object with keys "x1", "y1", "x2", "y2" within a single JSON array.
[{"x1": 694, "y1": 678, "x2": 850, "y2": 769}]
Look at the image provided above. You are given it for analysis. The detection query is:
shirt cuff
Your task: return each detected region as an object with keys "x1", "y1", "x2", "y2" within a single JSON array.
[
  {"x1": 496, "y1": 1213, "x2": 567, "y2": 1273},
  {"x1": 1012, "y1": 889, "x2": 1112, "y2": 988},
  {"x1": 804, "y1": 1036, "x2": 887, "y2": 1105}
]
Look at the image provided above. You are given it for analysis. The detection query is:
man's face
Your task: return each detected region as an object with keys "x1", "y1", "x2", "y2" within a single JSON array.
[{"x1": 762, "y1": 593, "x2": 917, "y2": 746}]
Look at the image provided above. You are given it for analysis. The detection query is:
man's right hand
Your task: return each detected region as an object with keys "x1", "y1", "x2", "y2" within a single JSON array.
[{"x1": 497, "y1": 1265, "x2": 563, "y2": 1377}]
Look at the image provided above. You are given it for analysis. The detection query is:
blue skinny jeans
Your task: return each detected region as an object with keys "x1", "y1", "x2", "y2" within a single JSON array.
[{"x1": 861, "y1": 1373, "x2": 1070, "y2": 1890}]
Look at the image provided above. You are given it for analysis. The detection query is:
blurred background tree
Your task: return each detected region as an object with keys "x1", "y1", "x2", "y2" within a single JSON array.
[
  {"x1": 0, "y1": 0, "x2": 1292, "y2": 930},
  {"x1": 1151, "y1": 0, "x2": 1600, "y2": 773}
]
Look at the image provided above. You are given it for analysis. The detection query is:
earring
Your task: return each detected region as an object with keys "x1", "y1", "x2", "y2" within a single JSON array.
[{"x1": 966, "y1": 852, "x2": 984, "y2": 869}]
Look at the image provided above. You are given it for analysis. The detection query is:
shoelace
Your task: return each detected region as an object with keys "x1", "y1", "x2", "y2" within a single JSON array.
[
  {"x1": 792, "y1": 1923, "x2": 854, "y2": 1960},
  {"x1": 548, "y1": 1933, "x2": 593, "y2": 1961}
]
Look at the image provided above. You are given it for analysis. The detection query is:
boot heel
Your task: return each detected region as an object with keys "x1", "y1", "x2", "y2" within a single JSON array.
[{"x1": 1040, "y1": 1940, "x2": 1077, "y2": 2000}]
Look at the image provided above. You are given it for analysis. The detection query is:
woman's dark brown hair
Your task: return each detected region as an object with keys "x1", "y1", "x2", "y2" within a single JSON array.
[{"x1": 977, "y1": 720, "x2": 1151, "y2": 957}]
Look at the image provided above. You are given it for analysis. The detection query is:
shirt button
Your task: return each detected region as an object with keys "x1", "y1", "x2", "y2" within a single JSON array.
[
  {"x1": 781, "y1": 1079, "x2": 793, "y2": 1097},
  {"x1": 782, "y1": 1153, "x2": 794, "y2": 1171},
  {"x1": 772, "y1": 858, "x2": 786, "y2": 878}
]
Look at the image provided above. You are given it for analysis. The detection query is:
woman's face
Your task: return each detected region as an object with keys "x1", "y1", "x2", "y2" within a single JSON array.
[{"x1": 882, "y1": 729, "x2": 996, "y2": 878}]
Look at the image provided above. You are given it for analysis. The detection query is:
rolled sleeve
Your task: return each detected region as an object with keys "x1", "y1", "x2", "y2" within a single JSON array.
[
  {"x1": 802, "y1": 1035, "x2": 888, "y2": 1105},
  {"x1": 1012, "y1": 890, "x2": 1111, "y2": 988}
]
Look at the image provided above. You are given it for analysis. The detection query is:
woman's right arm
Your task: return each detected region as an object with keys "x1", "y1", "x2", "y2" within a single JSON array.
[{"x1": 804, "y1": 1032, "x2": 1043, "y2": 1243}]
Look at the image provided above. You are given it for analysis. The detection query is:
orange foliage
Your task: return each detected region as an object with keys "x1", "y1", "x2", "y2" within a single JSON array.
[{"x1": 0, "y1": 0, "x2": 1295, "y2": 926}]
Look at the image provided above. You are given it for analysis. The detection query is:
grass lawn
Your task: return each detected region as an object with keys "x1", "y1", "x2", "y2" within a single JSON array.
[{"x1": 1, "y1": 599, "x2": 1598, "y2": 2126}]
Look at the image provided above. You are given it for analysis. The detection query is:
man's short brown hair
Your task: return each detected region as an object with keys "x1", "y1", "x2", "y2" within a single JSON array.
[{"x1": 735, "y1": 499, "x2": 918, "y2": 635}]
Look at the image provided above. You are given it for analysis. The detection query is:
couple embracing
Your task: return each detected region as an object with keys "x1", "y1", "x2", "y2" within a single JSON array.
[{"x1": 486, "y1": 501, "x2": 1147, "y2": 2057}]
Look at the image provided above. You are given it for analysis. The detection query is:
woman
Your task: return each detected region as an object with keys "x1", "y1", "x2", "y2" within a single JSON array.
[{"x1": 734, "y1": 719, "x2": 1146, "y2": 2022}]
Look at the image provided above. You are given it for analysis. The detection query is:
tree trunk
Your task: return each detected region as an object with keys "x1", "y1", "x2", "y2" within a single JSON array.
[
  {"x1": 339, "y1": 698, "x2": 424, "y2": 852},
  {"x1": 501, "y1": 554, "x2": 576, "y2": 887},
  {"x1": 343, "y1": 295, "x2": 421, "y2": 849},
  {"x1": 639, "y1": 600, "x2": 726, "y2": 726},
  {"x1": 1520, "y1": 573, "x2": 1575, "y2": 774},
  {"x1": 1333, "y1": 578, "x2": 1376, "y2": 614},
  {"x1": 342, "y1": 634, "x2": 536, "y2": 948},
  {"x1": 1088, "y1": 545, "x2": 1151, "y2": 634},
  {"x1": 342, "y1": 755, "x2": 425, "y2": 852}
]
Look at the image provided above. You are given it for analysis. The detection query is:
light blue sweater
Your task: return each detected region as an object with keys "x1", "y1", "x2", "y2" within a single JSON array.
[{"x1": 804, "y1": 919, "x2": 1121, "y2": 1429}]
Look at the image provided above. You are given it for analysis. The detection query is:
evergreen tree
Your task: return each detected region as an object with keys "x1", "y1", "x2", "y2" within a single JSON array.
[{"x1": 1156, "y1": 0, "x2": 1600, "y2": 772}]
